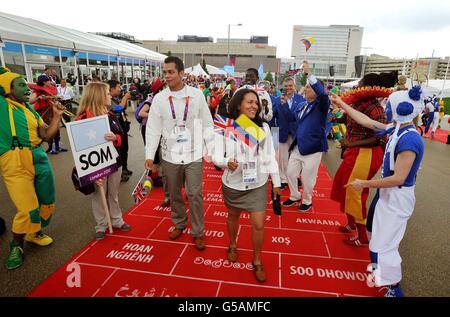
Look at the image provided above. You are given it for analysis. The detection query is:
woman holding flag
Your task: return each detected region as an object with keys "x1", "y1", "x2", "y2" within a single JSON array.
[{"x1": 212, "y1": 88, "x2": 281, "y2": 283}]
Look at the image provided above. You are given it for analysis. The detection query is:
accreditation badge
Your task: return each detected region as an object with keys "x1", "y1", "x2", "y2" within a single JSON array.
[
  {"x1": 242, "y1": 160, "x2": 258, "y2": 184},
  {"x1": 172, "y1": 121, "x2": 190, "y2": 144}
]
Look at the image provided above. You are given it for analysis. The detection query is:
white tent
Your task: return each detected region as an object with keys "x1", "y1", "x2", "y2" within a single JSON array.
[
  {"x1": 184, "y1": 63, "x2": 209, "y2": 78},
  {"x1": 206, "y1": 64, "x2": 227, "y2": 76},
  {"x1": 0, "y1": 11, "x2": 166, "y2": 61},
  {"x1": 414, "y1": 80, "x2": 450, "y2": 98}
]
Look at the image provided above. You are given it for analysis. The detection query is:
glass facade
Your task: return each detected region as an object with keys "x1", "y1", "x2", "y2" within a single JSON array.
[
  {"x1": 0, "y1": 41, "x2": 163, "y2": 91},
  {"x1": 3, "y1": 42, "x2": 25, "y2": 75}
]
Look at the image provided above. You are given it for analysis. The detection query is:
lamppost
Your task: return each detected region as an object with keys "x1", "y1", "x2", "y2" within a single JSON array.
[{"x1": 227, "y1": 23, "x2": 242, "y2": 65}]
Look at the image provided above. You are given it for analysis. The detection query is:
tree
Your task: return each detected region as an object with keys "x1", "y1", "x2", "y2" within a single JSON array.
[
  {"x1": 202, "y1": 59, "x2": 208, "y2": 74},
  {"x1": 264, "y1": 72, "x2": 273, "y2": 83},
  {"x1": 167, "y1": 51, "x2": 172, "y2": 56}
]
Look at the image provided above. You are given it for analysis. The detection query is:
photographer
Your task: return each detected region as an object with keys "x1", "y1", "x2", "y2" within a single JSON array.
[
  {"x1": 57, "y1": 79, "x2": 75, "y2": 123},
  {"x1": 66, "y1": 73, "x2": 77, "y2": 86},
  {"x1": 108, "y1": 80, "x2": 132, "y2": 182},
  {"x1": 129, "y1": 78, "x2": 142, "y2": 108}
]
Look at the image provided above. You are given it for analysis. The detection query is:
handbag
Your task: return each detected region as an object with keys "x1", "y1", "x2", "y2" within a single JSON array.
[
  {"x1": 71, "y1": 167, "x2": 95, "y2": 195},
  {"x1": 271, "y1": 187, "x2": 282, "y2": 216}
]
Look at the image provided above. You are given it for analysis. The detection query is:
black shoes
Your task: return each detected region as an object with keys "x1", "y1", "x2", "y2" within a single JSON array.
[
  {"x1": 298, "y1": 203, "x2": 312, "y2": 212},
  {"x1": 123, "y1": 168, "x2": 133, "y2": 176},
  {"x1": 282, "y1": 199, "x2": 300, "y2": 207},
  {"x1": 121, "y1": 173, "x2": 130, "y2": 182}
]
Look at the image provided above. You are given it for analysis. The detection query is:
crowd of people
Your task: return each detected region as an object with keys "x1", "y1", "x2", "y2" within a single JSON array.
[{"x1": 0, "y1": 53, "x2": 439, "y2": 297}]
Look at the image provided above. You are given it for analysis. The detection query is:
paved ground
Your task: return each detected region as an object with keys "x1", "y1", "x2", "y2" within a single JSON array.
[{"x1": 1, "y1": 112, "x2": 449, "y2": 297}]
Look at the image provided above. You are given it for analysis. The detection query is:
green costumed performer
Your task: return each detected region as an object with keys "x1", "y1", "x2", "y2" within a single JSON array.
[{"x1": 0, "y1": 67, "x2": 65, "y2": 269}]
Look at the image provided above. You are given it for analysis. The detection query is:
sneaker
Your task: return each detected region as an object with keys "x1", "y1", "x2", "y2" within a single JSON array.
[
  {"x1": 24, "y1": 231, "x2": 53, "y2": 246},
  {"x1": 123, "y1": 169, "x2": 133, "y2": 176},
  {"x1": 343, "y1": 236, "x2": 369, "y2": 247},
  {"x1": 298, "y1": 203, "x2": 312, "y2": 212},
  {"x1": 194, "y1": 236, "x2": 205, "y2": 250},
  {"x1": 57, "y1": 147, "x2": 68, "y2": 152},
  {"x1": 49, "y1": 150, "x2": 58, "y2": 155},
  {"x1": 339, "y1": 224, "x2": 356, "y2": 233},
  {"x1": 283, "y1": 199, "x2": 300, "y2": 207},
  {"x1": 383, "y1": 284, "x2": 404, "y2": 297},
  {"x1": 120, "y1": 173, "x2": 130, "y2": 182},
  {"x1": 6, "y1": 241, "x2": 23, "y2": 270},
  {"x1": 114, "y1": 223, "x2": 131, "y2": 231},
  {"x1": 95, "y1": 230, "x2": 106, "y2": 240}
]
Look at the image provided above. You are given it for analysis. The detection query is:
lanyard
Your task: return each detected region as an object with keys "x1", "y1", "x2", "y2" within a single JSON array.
[
  {"x1": 169, "y1": 95, "x2": 189, "y2": 122},
  {"x1": 299, "y1": 103, "x2": 310, "y2": 119}
]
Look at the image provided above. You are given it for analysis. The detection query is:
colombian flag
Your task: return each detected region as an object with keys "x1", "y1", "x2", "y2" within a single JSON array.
[
  {"x1": 233, "y1": 114, "x2": 266, "y2": 148},
  {"x1": 301, "y1": 37, "x2": 315, "y2": 51}
]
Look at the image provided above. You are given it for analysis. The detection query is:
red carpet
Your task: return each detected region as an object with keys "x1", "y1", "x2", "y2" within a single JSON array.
[
  {"x1": 29, "y1": 162, "x2": 383, "y2": 297},
  {"x1": 424, "y1": 128, "x2": 449, "y2": 144}
]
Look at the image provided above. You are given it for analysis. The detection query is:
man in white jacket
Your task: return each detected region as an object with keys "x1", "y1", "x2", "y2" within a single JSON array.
[{"x1": 145, "y1": 56, "x2": 214, "y2": 250}]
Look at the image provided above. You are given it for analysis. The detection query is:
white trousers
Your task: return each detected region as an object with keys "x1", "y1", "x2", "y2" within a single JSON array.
[
  {"x1": 286, "y1": 147, "x2": 322, "y2": 205},
  {"x1": 279, "y1": 135, "x2": 293, "y2": 183},
  {"x1": 370, "y1": 186, "x2": 415, "y2": 286},
  {"x1": 91, "y1": 167, "x2": 125, "y2": 232},
  {"x1": 431, "y1": 114, "x2": 439, "y2": 133}
]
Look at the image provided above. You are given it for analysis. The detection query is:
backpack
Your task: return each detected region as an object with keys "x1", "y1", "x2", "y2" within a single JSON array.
[{"x1": 135, "y1": 98, "x2": 151, "y2": 123}]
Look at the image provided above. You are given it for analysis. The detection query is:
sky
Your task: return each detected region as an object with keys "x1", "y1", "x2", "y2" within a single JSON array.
[{"x1": 1, "y1": 0, "x2": 450, "y2": 59}]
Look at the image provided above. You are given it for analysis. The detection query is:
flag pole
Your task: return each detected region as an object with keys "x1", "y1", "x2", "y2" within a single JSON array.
[
  {"x1": 440, "y1": 56, "x2": 450, "y2": 100},
  {"x1": 427, "y1": 49, "x2": 434, "y2": 86},
  {"x1": 131, "y1": 170, "x2": 148, "y2": 196}
]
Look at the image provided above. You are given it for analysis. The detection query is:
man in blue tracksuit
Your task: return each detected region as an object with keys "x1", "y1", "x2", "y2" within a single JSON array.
[
  {"x1": 283, "y1": 61, "x2": 330, "y2": 212},
  {"x1": 273, "y1": 78, "x2": 307, "y2": 189},
  {"x1": 424, "y1": 95, "x2": 440, "y2": 138}
]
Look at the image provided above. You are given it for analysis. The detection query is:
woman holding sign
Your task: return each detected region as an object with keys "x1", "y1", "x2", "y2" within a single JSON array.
[
  {"x1": 212, "y1": 88, "x2": 281, "y2": 282},
  {"x1": 76, "y1": 82, "x2": 131, "y2": 240}
]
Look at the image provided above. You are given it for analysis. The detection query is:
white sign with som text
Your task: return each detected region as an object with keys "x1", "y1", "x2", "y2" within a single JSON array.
[{"x1": 66, "y1": 115, "x2": 119, "y2": 186}]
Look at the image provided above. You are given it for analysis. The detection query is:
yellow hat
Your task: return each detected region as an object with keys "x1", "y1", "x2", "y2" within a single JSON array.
[{"x1": 0, "y1": 67, "x2": 22, "y2": 95}]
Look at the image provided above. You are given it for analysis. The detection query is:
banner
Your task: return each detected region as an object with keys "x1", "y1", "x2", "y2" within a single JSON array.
[
  {"x1": 223, "y1": 65, "x2": 235, "y2": 76},
  {"x1": 66, "y1": 115, "x2": 119, "y2": 186},
  {"x1": 258, "y1": 64, "x2": 264, "y2": 80}
]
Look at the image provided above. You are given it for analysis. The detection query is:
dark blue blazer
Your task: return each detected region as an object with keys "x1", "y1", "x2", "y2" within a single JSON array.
[
  {"x1": 268, "y1": 94, "x2": 278, "y2": 128},
  {"x1": 273, "y1": 93, "x2": 306, "y2": 143},
  {"x1": 294, "y1": 77, "x2": 330, "y2": 155}
]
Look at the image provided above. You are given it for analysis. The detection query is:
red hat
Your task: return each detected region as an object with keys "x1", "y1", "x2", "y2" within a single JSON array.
[{"x1": 152, "y1": 78, "x2": 164, "y2": 93}]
